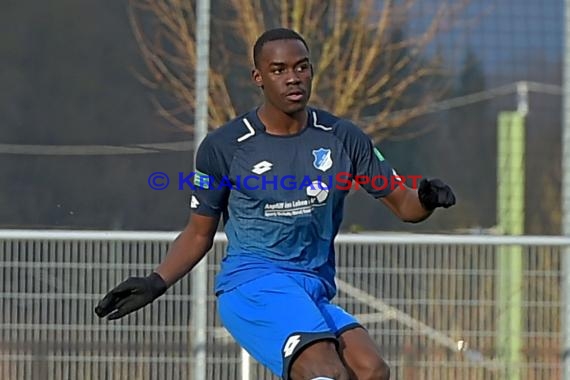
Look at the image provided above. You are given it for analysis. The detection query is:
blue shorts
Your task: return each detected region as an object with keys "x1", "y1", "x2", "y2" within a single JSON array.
[{"x1": 217, "y1": 272, "x2": 361, "y2": 379}]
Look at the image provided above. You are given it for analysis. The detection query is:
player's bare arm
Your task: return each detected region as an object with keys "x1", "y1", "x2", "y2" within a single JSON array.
[
  {"x1": 381, "y1": 178, "x2": 456, "y2": 223},
  {"x1": 94, "y1": 213, "x2": 219, "y2": 320},
  {"x1": 381, "y1": 184, "x2": 430, "y2": 223},
  {"x1": 154, "y1": 213, "x2": 220, "y2": 286}
]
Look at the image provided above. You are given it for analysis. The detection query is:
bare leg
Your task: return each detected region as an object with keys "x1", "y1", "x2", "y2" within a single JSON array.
[
  {"x1": 337, "y1": 327, "x2": 390, "y2": 380},
  {"x1": 289, "y1": 339, "x2": 350, "y2": 380}
]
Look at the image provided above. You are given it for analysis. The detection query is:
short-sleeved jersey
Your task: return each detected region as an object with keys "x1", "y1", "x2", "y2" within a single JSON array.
[{"x1": 190, "y1": 106, "x2": 398, "y2": 298}]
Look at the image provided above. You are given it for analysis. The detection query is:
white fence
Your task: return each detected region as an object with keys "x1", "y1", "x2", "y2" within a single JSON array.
[{"x1": 0, "y1": 230, "x2": 566, "y2": 379}]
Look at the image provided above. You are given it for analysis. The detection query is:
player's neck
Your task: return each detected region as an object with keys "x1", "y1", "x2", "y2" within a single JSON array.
[{"x1": 257, "y1": 104, "x2": 308, "y2": 136}]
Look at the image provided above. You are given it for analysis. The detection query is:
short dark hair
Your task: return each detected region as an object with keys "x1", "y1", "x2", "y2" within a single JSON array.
[{"x1": 253, "y1": 28, "x2": 309, "y2": 68}]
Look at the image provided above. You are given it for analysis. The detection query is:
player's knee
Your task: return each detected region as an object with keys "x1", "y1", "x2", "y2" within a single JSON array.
[
  {"x1": 321, "y1": 363, "x2": 350, "y2": 380},
  {"x1": 288, "y1": 336, "x2": 350, "y2": 380},
  {"x1": 359, "y1": 356, "x2": 390, "y2": 380},
  {"x1": 304, "y1": 363, "x2": 349, "y2": 380},
  {"x1": 291, "y1": 360, "x2": 349, "y2": 380}
]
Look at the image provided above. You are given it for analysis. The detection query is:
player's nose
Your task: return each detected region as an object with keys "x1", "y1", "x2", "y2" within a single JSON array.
[{"x1": 286, "y1": 72, "x2": 301, "y2": 84}]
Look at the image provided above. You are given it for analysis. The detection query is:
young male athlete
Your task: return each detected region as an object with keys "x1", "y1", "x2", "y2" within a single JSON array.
[{"x1": 95, "y1": 28, "x2": 456, "y2": 380}]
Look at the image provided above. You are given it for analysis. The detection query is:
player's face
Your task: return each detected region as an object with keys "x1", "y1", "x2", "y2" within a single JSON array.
[{"x1": 252, "y1": 39, "x2": 313, "y2": 115}]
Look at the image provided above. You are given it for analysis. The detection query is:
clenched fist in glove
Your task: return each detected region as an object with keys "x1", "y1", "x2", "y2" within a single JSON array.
[
  {"x1": 94, "y1": 272, "x2": 168, "y2": 320},
  {"x1": 418, "y1": 178, "x2": 456, "y2": 211}
]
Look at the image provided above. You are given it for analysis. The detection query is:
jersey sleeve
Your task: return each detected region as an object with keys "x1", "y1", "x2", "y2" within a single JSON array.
[
  {"x1": 189, "y1": 134, "x2": 231, "y2": 217},
  {"x1": 344, "y1": 122, "x2": 399, "y2": 198}
]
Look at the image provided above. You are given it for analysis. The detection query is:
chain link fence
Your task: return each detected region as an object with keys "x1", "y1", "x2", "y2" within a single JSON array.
[{"x1": 0, "y1": 231, "x2": 563, "y2": 379}]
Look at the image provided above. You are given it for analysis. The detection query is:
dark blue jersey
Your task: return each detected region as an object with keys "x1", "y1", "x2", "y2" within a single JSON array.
[{"x1": 190, "y1": 107, "x2": 397, "y2": 297}]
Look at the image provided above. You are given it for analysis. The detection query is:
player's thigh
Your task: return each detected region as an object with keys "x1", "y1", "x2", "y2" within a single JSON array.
[
  {"x1": 216, "y1": 273, "x2": 341, "y2": 379},
  {"x1": 337, "y1": 327, "x2": 390, "y2": 380},
  {"x1": 317, "y1": 302, "x2": 389, "y2": 380}
]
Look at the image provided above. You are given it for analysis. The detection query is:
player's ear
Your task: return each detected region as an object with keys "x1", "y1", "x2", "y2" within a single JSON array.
[{"x1": 251, "y1": 68, "x2": 263, "y2": 89}]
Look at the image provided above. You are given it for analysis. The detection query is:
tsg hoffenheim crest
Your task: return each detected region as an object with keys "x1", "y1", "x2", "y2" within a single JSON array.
[{"x1": 312, "y1": 148, "x2": 333, "y2": 172}]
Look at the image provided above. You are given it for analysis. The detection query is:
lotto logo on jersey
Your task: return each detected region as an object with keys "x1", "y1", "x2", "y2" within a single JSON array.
[{"x1": 251, "y1": 160, "x2": 273, "y2": 175}]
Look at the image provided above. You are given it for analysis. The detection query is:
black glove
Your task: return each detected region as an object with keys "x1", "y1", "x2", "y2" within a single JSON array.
[
  {"x1": 418, "y1": 178, "x2": 456, "y2": 211},
  {"x1": 94, "y1": 272, "x2": 167, "y2": 320}
]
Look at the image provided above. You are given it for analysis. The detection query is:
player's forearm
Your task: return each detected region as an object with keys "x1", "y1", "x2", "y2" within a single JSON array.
[
  {"x1": 398, "y1": 188, "x2": 433, "y2": 223},
  {"x1": 154, "y1": 230, "x2": 214, "y2": 287}
]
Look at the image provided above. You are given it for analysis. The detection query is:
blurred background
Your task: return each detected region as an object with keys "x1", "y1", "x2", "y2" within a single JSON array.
[
  {"x1": 1, "y1": 1, "x2": 567, "y2": 379},
  {"x1": 0, "y1": 0, "x2": 563, "y2": 234}
]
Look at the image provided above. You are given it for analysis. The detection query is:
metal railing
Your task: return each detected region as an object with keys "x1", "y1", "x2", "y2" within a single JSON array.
[{"x1": 0, "y1": 230, "x2": 565, "y2": 379}]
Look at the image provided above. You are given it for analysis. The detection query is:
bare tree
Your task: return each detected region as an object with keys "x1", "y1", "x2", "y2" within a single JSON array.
[{"x1": 127, "y1": 0, "x2": 470, "y2": 142}]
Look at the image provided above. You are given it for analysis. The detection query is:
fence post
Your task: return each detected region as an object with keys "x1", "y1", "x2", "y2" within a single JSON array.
[
  {"x1": 191, "y1": 0, "x2": 211, "y2": 379},
  {"x1": 496, "y1": 111, "x2": 525, "y2": 379},
  {"x1": 241, "y1": 348, "x2": 250, "y2": 380}
]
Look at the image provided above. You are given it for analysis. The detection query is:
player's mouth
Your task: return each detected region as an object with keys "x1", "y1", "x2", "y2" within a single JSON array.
[{"x1": 285, "y1": 90, "x2": 305, "y2": 102}]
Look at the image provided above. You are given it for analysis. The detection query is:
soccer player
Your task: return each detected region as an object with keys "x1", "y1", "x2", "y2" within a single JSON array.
[{"x1": 95, "y1": 28, "x2": 456, "y2": 380}]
